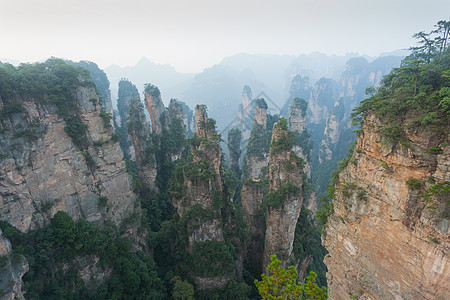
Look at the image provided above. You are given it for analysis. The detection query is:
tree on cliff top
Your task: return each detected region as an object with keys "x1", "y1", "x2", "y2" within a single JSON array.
[{"x1": 255, "y1": 255, "x2": 328, "y2": 300}]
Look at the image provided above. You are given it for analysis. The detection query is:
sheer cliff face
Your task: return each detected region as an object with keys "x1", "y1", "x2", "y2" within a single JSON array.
[
  {"x1": 172, "y1": 105, "x2": 241, "y2": 290},
  {"x1": 323, "y1": 114, "x2": 449, "y2": 299},
  {"x1": 0, "y1": 85, "x2": 138, "y2": 232},
  {"x1": 244, "y1": 99, "x2": 270, "y2": 179},
  {"x1": 144, "y1": 88, "x2": 167, "y2": 135},
  {"x1": 127, "y1": 97, "x2": 157, "y2": 190},
  {"x1": 263, "y1": 121, "x2": 303, "y2": 269},
  {"x1": 0, "y1": 229, "x2": 28, "y2": 300}
]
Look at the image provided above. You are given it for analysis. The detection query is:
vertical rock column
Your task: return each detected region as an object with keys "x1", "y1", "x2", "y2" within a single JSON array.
[
  {"x1": 127, "y1": 97, "x2": 157, "y2": 190},
  {"x1": 263, "y1": 120, "x2": 303, "y2": 269},
  {"x1": 243, "y1": 98, "x2": 269, "y2": 178},
  {"x1": 172, "y1": 105, "x2": 239, "y2": 290},
  {"x1": 144, "y1": 84, "x2": 166, "y2": 135},
  {"x1": 227, "y1": 128, "x2": 242, "y2": 177}
]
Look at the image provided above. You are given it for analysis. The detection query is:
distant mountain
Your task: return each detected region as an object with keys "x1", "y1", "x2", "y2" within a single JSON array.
[{"x1": 104, "y1": 57, "x2": 194, "y2": 107}]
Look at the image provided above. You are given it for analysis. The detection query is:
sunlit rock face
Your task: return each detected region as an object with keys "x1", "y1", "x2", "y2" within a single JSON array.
[{"x1": 323, "y1": 113, "x2": 449, "y2": 299}]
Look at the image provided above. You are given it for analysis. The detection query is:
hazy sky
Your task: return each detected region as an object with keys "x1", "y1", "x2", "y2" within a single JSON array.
[{"x1": 1, "y1": 0, "x2": 449, "y2": 73}]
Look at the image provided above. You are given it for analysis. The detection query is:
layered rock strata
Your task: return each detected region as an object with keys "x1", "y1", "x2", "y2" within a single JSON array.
[
  {"x1": 263, "y1": 120, "x2": 304, "y2": 269},
  {"x1": 0, "y1": 84, "x2": 138, "y2": 233},
  {"x1": 323, "y1": 113, "x2": 449, "y2": 299}
]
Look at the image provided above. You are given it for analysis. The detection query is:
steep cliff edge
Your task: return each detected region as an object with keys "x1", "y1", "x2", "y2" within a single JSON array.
[
  {"x1": 323, "y1": 48, "x2": 450, "y2": 299},
  {"x1": 263, "y1": 118, "x2": 304, "y2": 269},
  {"x1": 0, "y1": 59, "x2": 139, "y2": 233},
  {"x1": 171, "y1": 105, "x2": 244, "y2": 290}
]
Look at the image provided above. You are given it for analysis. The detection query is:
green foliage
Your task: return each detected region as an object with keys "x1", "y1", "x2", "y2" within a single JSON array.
[
  {"x1": 255, "y1": 255, "x2": 328, "y2": 299},
  {"x1": 277, "y1": 117, "x2": 289, "y2": 130},
  {"x1": 293, "y1": 206, "x2": 328, "y2": 287},
  {"x1": 380, "y1": 161, "x2": 392, "y2": 173},
  {"x1": 172, "y1": 277, "x2": 195, "y2": 300},
  {"x1": 255, "y1": 98, "x2": 268, "y2": 110},
  {"x1": 144, "y1": 83, "x2": 161, "y2": 98},
  {"x1": 82, "y1": 151, "x2": 96, "y2": 167},
  {"x1": 315, "y1": 200, "x2": 334, "y2": 229},
  {"x1": 99, "y1": 110, "x2": 112, "y2": 129},
  {"x1": 64, "y1": 116, "x2": 88, "y2": 148},
  {"x1": 98, "y1": 196, "x2": 108, "y2": 208},
  {"x1": 0, "y1": 212, "x2": 166, "y2": 299},
  {"x1": 111, "y1": 131, "x2": 121, "y2": 142},
  {"x1": 429, "y1": 181, "x2": 450, "y2": 195},
  {"x1": 263, "y1": 183, "x2": 300, "y2": 209},
  {"x1": 183, "y1": 159, "x2": 215, "y2": 181},
  {"x1": 190, "y1": 241, "x2": 236, "y2": 276},
  {"x1": 270, "y1": 130, "x2": 294, "y2": 155},
  {"x1": 246, "y1": 124, "x2": 271, "y2": 159},
  {"x1": 381, "y1": 125, "x2": 409, "y2": 146},
  {"x1": 0, "y1": 102, "x2": 25, "y2": 118},
  {"x1": 406, "y1": 177, "x2": 423, "y2": 190},
  {"x1": 292, "y1": 97, "x2": 308, "y2": 117},
  {"x1": 13, "y1": 128, "x2": 39, "y2": 142},
  {"x1": 352, "y1": 24, "x2": 450, "y2": 128}
]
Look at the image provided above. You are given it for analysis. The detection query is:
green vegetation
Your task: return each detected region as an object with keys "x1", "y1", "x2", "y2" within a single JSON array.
[
  {"x1": 0, "y1": 212, "x2": 165, "y2": 299},
  {"x1": 0, "y1": 59, "x2": 97, "y2": 150},
  {"x1": 380, "y1": 161, "x2": 392, "y2": 173},
  {"x1": 270, "y1": 119, "x2": 294, "y2": 155},
  {"x1": 406, "y1": 177, "x2": 423, "y2": 190},
  {"x1": 263, "y1": 183, "x2": 300, "y2": 209},
  {"x1": 292, "y1": 97, "x2": 308, "y2": 117},
  {"x1": 144, "y1": 83, "x2": 161, "y2": 99},
  {"x1": 99, "y1": 110, "x2": 112, "y2": 129},
  {"x1": 255, "y1": 98, "x2": 268, "y2": 110},
  {"x1": 255, "y1": 255, "x2": 328, "y2": 299},
  {"x1": 228, "y1": 128, "x2": 242, "y2": 177},
  {"x1": 352, "y1": 20, "x2": 450, "y2": 127}
]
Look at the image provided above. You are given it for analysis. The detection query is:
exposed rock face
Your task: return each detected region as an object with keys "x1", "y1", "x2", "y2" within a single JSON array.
[
  {"x1": 308, "y1": 78, "x2": 338, "y2": 125},
  {"x1": 236, "y1": 85, "x2": 254, "y2": 140},
  {"x1": 254, "y1": 99, "x2": 268, "y2": 129},
  {"x1": 244, "y1": 98, "x2": 270, "y2": 179},
  {"x1": 0, "y1": 86, "x2": 138, "y2": 232},
  {"x1": 144, "y1": 85, "x2": 167, "y2": 135},
  {"x1": 263, "y1": 121, "x2": 304, "y2": 269},
  {"x1": 127, "y1": 97, "x2": 157, "y2": 190},
  {"x1": 323, "y1": 113, "x2": 449, "y2": 299},
  {"x1": 117, "y1": 79, "x2": 139, "y2": 161},
  {"x1": 319, "y1": 100, "x2": 345, "y2": 163},
  {"x1": 0, "y1": 229, "x2": 28, "y2": 300}
]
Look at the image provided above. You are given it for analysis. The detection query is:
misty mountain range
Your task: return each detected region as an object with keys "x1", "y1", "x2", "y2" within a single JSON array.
[{"x1": 103, "y1": 50, "x2": 407, "y2": 130}]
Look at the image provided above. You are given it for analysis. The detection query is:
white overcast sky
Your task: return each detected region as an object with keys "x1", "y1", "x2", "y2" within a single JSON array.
[{"x1": 1, "y1": 0, "x2": 449, "y2": 73}]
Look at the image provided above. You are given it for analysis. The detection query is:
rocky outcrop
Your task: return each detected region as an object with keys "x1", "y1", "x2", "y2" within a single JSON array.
[
  {"x1": 323, "y1": 113, "x2": 449, "y2": 299},
  {"x1": 308, "y1": 78, "x2": 338, "y2": 125},
  {"x1": 117, "y1": 79, "x2": 139, "y2": 161},
  {"x1": 263, "y1": 120, "x2": 304, "y2": 269},
  {"x1": 127, "y1": 97, "x2": 157, "y2": 190},
  {"x1": 244, "y1": 98, "x2": 270, "y2": 179},
  {"x1": 254, "y1": 98, "x2": 268, "y2": 129},
  {"x1": 0, "y1": 229, "x2": 28, "y2": 300},
  {"x1": 144, "y1": 84, "x2": 167, "y2": 135},
  {"x1": 236, "y1": 86, "x2": 254, "y2": 141},
  {"x1": 172, "y1": 105, "x2": 241, "y2": 290},
  {"x1": 0, "y1": 80, "x2": 138, "y2": 233},
  {"x1": 319, "y1": 100, "x2": 345, "y2": 163}
]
